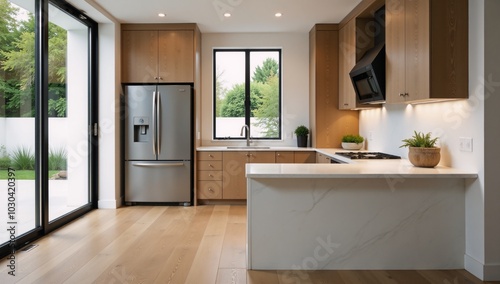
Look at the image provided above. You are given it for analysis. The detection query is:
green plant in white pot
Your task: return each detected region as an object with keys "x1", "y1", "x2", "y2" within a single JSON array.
[
  {"x1": 294, "y1": 125, "x2": 309, "y2": 147},
  {"x1": 341, "y1": 134, "x2": 364, "y2": 150},
  {"x1": 400, "y1": 131, "x2": 440, "y2": 168}
]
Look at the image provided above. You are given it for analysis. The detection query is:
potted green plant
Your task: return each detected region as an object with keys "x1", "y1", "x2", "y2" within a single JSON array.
[
  {"x1": 341, "y1": 134, "x2": 364, "y2": 150},
  {"x1": 400, "y1": 131, "x2": 440, "y2": 168},
  {"x1": 294, "y1": 125, "x2": 309, "y2": 147}
]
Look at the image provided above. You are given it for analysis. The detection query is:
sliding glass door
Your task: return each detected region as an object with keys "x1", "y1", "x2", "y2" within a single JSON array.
[
  {"x1": 0, "y1": 0, "x2": 97, "y2": 255},
  {"x1": 47, "y1": 3, "x2": 91, "y2": 222},
  {"x1": 0, "y1": 0, "x2": 38, "y2": 244}
]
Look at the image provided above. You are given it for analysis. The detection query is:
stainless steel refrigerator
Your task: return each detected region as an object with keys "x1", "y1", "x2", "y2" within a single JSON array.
[{"x1": 123, "y1": 84, "x2": 192, "y2": 205}]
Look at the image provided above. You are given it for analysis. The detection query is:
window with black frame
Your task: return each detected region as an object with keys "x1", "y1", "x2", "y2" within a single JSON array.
[{"x1": 213, "y1": 49, "x2": 281, "y2": 140}]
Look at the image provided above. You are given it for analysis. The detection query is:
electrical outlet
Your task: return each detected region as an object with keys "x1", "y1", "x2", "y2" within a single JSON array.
[
  {"x1": 459, "y1": 137, "x2": 473, "y2": 152},
  {"x1": 368, "y1": 131, "x2": 374, "y2": 141}
]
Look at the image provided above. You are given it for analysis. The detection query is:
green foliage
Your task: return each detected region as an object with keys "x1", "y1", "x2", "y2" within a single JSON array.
[
  {"x1": 342, "y1": 134, "x2": 364, "y2": 144},
  {"x1": 49, "y1": 147, "x2": 67, "y2": 170},
  {"x1": 252, "y1": 58, "x2": 279, "y2": 84},
  {"x1": 11, "y1": 146, "x2": 35, "y2": 170},
  {"x1": 220, "y1": 83, "x2": 262, "y2": 117},
  {"x1": 0, "y1": 145, "x2": 10, "y2": 169},
  {"x1": 0, "y1": 2, "x2": 67, "y2": 117},
  {"x1": 216, "y1": 57, "x2": 280, "y2": 137},
  {"x1": 252, "y1": 75, "x2": 280, "y2": 137},
  {"x1": 400, "y1": 131, "x2": 438, "y2": 148},
  {"x1": 294, "y1": 125, "x2": 309, "y2": 137}
]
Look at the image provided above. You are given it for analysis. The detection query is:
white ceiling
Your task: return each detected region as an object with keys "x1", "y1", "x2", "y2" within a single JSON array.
[{"x1": 68, "y1": 0, "x2": 362, "y2": 33}]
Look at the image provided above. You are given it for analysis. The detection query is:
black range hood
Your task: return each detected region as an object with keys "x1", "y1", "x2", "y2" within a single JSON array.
[
  {"x1": 349, "y1": 6, "x2": 386, "y2": 104},
  {"x1": 349, "y1": 42, "x2": 386, "y2": 104}
]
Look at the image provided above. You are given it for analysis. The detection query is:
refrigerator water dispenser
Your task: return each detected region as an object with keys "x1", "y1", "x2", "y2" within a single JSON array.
[{"x1": 133, "y1": 116, "x2": 150, "y2": 142}]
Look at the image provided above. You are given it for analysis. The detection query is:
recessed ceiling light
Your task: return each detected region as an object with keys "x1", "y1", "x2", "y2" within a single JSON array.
[
  {"x1": 224, "y1": 12, "x2": 231, "y2": 17},
  {"x1": 275, "y1": 12, "x2": 282, "y2": 17},
  {"x1": 158, "y1": 13, "x2": 166, "y2": 17}
]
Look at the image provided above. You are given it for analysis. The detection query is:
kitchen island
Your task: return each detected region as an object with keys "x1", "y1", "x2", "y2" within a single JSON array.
[{"x1": 246, "y1": 159, "x2": 477, "y2": 270}]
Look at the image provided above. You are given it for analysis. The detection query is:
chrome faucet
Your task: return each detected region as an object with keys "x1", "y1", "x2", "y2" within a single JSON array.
[{"x1": 240, "y1": 125, "x2": 251, "y2": 146}]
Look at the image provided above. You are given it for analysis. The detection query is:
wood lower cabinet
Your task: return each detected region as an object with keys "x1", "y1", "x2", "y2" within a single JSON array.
[
  {"x1": 197, "y1": 152, "x2": 223, "y2": 199},
  {"x1": 198, "y1": 151, "x2": 315, "y2": 201},
  {"x1": 294, "y1": 151, "x2": 316, "y2": 163},
  {"x1": 275, "y1": 151, "x2": 294, "y2": 163},
  {"x1": 316, "y1": 153, "x2": 332, "y2": 163},
  {"x1": 223, "y1": 151, "x2": 275, "y2": 200}
]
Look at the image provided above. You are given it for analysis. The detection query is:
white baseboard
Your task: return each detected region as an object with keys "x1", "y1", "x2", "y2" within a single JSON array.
[
  {"x1": 98, "y1": 197, "x2": 122, "y2": 209},
  {"x1": 465, "y1": 254, "x2": 500, "y2": 281}
]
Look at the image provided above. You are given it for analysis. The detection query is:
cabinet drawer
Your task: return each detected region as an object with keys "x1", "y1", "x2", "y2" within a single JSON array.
[
  {"x1": 198, "y1": 181, "x2": 222, "y2": 199},
  {"x1": 197, "y1": 170, "x2": 223, "y2": 181},
  {"x1": 198, "y1": 151, "x2": 222, "y2": 161},
  {"x1": 198, "y1": 161, "x2": 222, "y2": 171}
]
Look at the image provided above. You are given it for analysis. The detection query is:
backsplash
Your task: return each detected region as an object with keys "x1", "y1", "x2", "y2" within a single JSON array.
[{"x1": 359, "y1": 99, "x2": 483, "y2": 170}]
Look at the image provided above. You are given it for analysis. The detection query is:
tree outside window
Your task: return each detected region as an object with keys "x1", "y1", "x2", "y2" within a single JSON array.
[
  {"x1": 213, "y1": 49, "x2": 281, "y2": 139},
  {"x1": 0, "y1": 0, "x2": 67, "y2": 118}
]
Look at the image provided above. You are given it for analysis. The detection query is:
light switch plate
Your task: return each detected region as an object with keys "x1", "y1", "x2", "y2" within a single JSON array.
[{"x1": 459, "y1": 137, "x2": 473, "y2": 152}]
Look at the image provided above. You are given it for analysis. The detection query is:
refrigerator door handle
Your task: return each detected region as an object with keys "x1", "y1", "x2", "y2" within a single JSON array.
[
  {"x1": 132, "y1": 162, "x2": 185, "y2": 167},
  {"x1": 157, "y1": 92, "x2": 162, "y2": 156},
  {"x1": 152, "y1": 91, "x2": 157, "y2": 156}
]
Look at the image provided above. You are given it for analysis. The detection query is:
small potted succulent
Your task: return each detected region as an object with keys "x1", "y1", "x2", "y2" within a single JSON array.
[
  {"x1": 341, "y1": 134, "x2": 364, "y2": 150},
  {"x1": 400, "y1": 131, "x2": 440, "y2": 168},
  {"x1": 294, "y1": 125, "x2": 309, "y2": 147}
]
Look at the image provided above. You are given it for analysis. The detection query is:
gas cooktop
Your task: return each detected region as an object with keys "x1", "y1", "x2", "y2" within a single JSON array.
[{"x1": 335, "y1": 152, "x2": 401, "y2": 160}]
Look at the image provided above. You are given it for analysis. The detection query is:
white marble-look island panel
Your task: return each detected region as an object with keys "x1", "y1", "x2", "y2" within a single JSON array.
[{"x1": 246, "y1": 162, "x2": 477, "y2": 270}]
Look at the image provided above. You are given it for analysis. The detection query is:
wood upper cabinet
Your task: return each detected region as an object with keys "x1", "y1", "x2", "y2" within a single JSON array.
[
  {"x1": 121, "y1": 24, "x2": 197, "y2": 83},
  {"x1": 309, "y1": 24, "x2": 359, "y2": 148},
  {"x1": 338, "y1": 20, "x2": 357, "y2": 110},
  {"x1": 158, "y1": 30, "x2": 194, "y2": 82},
  {"x1": 386, "y1": 0, "x2": 468, "y2": 103}
]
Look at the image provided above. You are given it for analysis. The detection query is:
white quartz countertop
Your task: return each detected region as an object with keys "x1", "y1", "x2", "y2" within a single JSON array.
[
  {"x1": 246, "y1": 160, "x2": 478, "y2": 179},
  {"x1": 196, "y1": 146, "x2": 316, "y2": 151},
  {"x1": 197, "y1": 146, "x2": 477, "y2": 178}
]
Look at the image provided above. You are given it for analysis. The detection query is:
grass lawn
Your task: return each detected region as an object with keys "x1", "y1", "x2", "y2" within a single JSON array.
[{"x1": 0, "y1": 170, "x2": 59, "y2": 180}]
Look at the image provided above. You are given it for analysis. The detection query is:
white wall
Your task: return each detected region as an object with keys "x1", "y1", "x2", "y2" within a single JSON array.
[
  {"x1": 483, "y1": 0, "x2": 500, "y2": 279},
  {"x1": 200, "y1": 33, "x2": 310, "y2": 146},
  {"x1": 359, "y1": 0, "x2": 500, "y2": 280},
  {"x1": 97, "y1": 22, "x2": 122, "y2": 209}
]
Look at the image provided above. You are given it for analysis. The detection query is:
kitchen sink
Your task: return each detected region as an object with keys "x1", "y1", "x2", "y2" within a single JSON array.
[{"x1": 226, "y1": 146, "x2": 271, "y2": 149}]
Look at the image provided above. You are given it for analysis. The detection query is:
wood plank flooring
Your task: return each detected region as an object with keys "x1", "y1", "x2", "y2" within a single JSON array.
[{"x1": 0, "y1": 205, "x2": 496, "y2": 284}]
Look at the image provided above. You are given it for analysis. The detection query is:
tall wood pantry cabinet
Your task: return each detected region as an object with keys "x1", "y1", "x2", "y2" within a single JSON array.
[
  {"x1": 121, "y1": 24, "x2": 200, "y2": 83},
  {"x1": 386, "y1": 0, "x2": 468, "y2": 103},
  {"x1": 309, "y1": 24, "x2": 359, "y2": 148}
]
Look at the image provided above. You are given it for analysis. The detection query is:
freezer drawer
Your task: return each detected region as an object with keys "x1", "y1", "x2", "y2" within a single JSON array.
[{"x1": 125, "y1": 161, "x2": 191, "y2": 203}]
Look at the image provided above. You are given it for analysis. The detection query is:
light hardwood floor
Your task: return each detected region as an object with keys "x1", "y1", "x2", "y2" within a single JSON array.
[{"x1": 0, "y1": 205, "x2": 496, "y2": 284}]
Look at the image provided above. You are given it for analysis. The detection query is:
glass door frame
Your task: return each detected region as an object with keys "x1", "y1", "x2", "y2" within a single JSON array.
[{"x1": 0, "y1": 0, "x2": 98, "y2": 257}]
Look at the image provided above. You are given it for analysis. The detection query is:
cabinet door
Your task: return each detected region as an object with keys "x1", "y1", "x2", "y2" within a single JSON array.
[
  {"x1": 276, "y1": 151, "x2": 294, "y2": 163},
  {"x1": 248, "y1": 152, "x2": 276, "y2": 163},
  {"x1": 222, "y1": 152, "x2": 247, "y2": 200},
  {"x1": 122, "y1": 30, "x2": 158, "y2": 83},
  {"x1": 294, "y1": 152, "x2": 316, "y2": 163},
  {"x1": 404, "y1": 0, "x2": 430, "y2": 102},
  {"x1": 338, "y1": 20, "x2": 357, "y2": 110},
  {"x1": 158, "y1": 30, "x2": 194, "y2": 83},
  {"x1": 386, "y1": 0, "x2": 407, "y2": 103}
]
